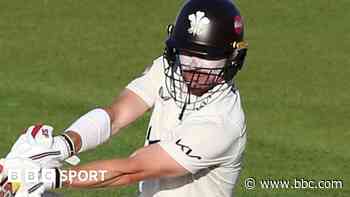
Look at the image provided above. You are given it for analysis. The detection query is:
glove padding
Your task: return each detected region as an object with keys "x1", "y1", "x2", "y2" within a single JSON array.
[{"x1": 6, "y1": 124, "x2": 80, "y2": 168}]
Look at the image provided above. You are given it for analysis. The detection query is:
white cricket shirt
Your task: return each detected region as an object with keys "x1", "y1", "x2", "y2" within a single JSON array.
[{"x1": 126, "y1": 57, "x2": 247, "y2": 197}]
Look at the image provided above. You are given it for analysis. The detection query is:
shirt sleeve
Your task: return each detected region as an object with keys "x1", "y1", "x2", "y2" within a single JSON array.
[
  {"x1": 159, "y1": 117, "x2": 245, "y2": 174},
  {"x1": 126, "y1": 58, "x2": 163, "y2": 107}
]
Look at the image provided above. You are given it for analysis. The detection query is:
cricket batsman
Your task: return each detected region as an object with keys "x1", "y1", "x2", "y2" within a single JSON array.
[{"x1": 0, "y1": 0, "x2": 248, "y2": 196}]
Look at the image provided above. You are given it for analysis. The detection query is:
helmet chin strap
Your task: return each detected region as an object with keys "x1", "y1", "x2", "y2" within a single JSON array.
[
  {"x1": 178, "y1": 90, "x2": 191, "y2": 121},
  {"x1": 178, "y1": 65, "x2": 197, "y2": 120}
]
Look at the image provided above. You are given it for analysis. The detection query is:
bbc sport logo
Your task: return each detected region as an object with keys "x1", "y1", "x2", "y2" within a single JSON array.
[{"x1": 8, "y1": 169, "x2": 108, "y2": 184}]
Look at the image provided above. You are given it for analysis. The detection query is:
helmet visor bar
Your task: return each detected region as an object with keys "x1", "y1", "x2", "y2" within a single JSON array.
[{"x1": 176, "y1": 54, "x2": 226, "y2": 96}]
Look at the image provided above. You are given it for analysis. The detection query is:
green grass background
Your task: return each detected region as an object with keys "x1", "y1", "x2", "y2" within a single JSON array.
[{"x1": 0, "y1": 0, "x2": 349, "y2": 196}]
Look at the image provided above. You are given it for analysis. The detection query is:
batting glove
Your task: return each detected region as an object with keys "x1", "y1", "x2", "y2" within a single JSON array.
[{"x1": 6, "y1": 124, "x2": 80, "y2": 168}]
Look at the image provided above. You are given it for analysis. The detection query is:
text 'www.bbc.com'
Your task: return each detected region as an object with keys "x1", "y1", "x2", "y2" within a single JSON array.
[{"x1": 244, "y1": 177, "x2": 343, "y2": 190}]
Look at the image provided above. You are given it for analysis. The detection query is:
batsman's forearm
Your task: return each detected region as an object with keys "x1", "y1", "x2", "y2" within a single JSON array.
[{"x1": 62, "y1": 159, "x2": 135, "y2": 188}]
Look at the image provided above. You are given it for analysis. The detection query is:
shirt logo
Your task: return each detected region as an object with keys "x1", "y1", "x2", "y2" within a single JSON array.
[
  {"x1": 176, "y1": 139, "x2": 202, "y2": 160},
  {"x1": 188, "y1": 11, "x2": 210, "y2": 37}
]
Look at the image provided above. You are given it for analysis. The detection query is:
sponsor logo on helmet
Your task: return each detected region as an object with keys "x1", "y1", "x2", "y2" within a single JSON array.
[
  {"x1": 234, "y1": 15, "x2": 243, "y2": 35},
  {"x1": 188, "y1": 11, "x2": 210, "y2": 37}
]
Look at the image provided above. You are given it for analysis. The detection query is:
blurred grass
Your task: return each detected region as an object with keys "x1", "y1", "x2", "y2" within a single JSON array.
[{"x1": 0, "y1": 0, "x2": 349, "y2": 196}]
